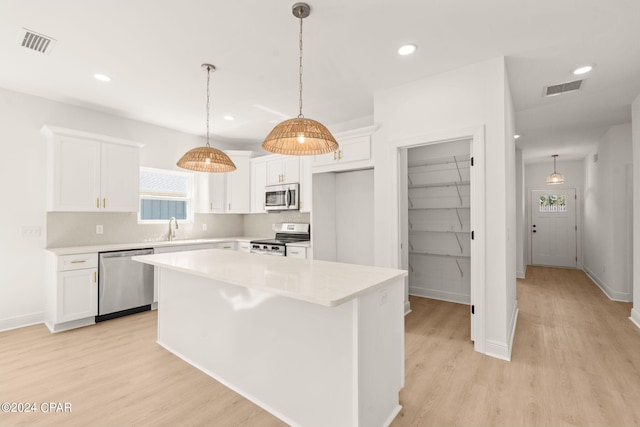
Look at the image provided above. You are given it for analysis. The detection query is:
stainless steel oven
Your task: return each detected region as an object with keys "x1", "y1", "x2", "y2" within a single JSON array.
[
  {"x1": 250, "y1": 223, "x2": 310, "y2": 256},
  {"x1": 265, "y1": 183, "x2": 299, "y2": 212}
]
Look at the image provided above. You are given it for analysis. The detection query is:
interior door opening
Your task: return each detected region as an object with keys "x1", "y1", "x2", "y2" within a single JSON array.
[{"x1": 400, "y1": 138, "x2": 475, "y2": 341}]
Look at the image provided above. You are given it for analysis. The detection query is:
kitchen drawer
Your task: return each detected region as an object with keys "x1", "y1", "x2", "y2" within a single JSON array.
[
  {"x1": 237, "y1": 241, "x2": 251, "y2": 253},
  {"x1": 58, "y1": 253, "x2": 98, "y2": 271},
  {"x1": 216, "y1": 242, "x2": 236, "y2": 250},
  {"x1": 287, "y1": 247, "x2": 307, "y2": 259}
]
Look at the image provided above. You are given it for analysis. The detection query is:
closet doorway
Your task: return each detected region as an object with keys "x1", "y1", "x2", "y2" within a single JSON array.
[{"x1": 400, "y1": 136, "x2": 481, "y2": 343}]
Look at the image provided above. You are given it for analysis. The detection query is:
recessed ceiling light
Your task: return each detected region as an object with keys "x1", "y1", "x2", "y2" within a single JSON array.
[
  {"x1": 514, "y1": 134, "x2": 521, "y2": 139},
  {"x1": 93, "y1": 73, "x2": 111, "y2": 82},
  {"x1": 223, "y1": 115, "x2": 235, "y2": 121},
  {"x1": 398, "y1": 44, "x2": 417, "y2": 56},
  {"x1": 573, "y1": 65, "x2": 593, "y2": 75}
]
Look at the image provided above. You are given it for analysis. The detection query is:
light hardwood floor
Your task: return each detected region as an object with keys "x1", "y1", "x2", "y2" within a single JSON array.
[{"x1": 2, "y1": 266, "x2": 639, "y2": 426}]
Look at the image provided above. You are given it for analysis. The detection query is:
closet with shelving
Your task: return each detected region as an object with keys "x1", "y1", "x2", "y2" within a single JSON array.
[{"x1": 405, "y1": 139, "x2": 471, "y2": 304}]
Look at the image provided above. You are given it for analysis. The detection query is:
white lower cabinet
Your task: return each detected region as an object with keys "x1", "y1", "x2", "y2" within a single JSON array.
[
  {"x1": 216, "y1": 242, "x2": 236, "y2": 250},
  {"x1": 45, "y1": 253, "x2": 98, "y2": 332},
  {"x1": 287, "y1": 247, "x2": 307, "y2": 259},
  {"x1": 237, "y1": 241, "x2": 251, "y2": 253}
]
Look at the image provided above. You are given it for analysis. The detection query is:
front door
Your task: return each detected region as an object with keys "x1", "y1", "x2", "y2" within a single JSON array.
[{"x1": 531, "y1": 189, "x2": 577, "y2": 268}]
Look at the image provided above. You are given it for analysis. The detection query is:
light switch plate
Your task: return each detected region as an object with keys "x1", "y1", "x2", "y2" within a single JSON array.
[
  {"x1": 21, "y1": 226, "x2": 41, "y2": 238},
  {"x1": 96, "y1": 225, "x2": 104, "y2": 234}
]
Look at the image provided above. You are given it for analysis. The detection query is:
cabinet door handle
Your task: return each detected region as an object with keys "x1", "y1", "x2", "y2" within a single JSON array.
[
  {"x1": 290, "y1": 250, "x2": 299, "y2": 255},
  {"x1": 70, "y1": 260, "x2": 87, "y2": 264},
  {"x1": 103, "y1": 198, "x2": 106, "y2": 209},
  {"x1": 338, "y1": 150, "x2": 342, "y2": 160},
  {"x1": 210, "y1": 202, "x2": 213, "y2": 211},
  {"x1": 333, "y1": 151, "x2": 337, "y2": 160},
  {"x1": 93, "y1": 271, "x2": 97, "y2": 283},
  {"x1": 228, "y1": 203, "x2": 231, "y2": 211},
  {"x1": 96, "y1": 198, "x2": 100, "y2": 208}
]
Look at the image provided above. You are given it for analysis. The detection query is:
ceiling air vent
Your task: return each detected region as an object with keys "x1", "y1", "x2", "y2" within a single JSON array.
[
  {"x1": 18, "y1": 28, "x2": 56, "y2": 54},
  {"x1": 544, "y1": 79, "x2": 584, "y2": 97}
]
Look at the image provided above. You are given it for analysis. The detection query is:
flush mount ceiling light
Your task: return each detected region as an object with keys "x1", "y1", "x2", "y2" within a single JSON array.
[
  {"x1": 514, "y1": 134, "x2": 521, "y2": 139},
  {"x1": 398, "y1": 44, "x2": 417, "y2": 56},
  {"x1": 262, "y1": 2, "x2": 338, "y2": 156},
  {"x1": 94, "y1": 73, "x2": 111, "y2": 82},
  {"x1": 177, "y1": 64, "x2": 236, "y2": 173},
  {"x1": 573, "y1": 65, "x2": 593, "y2": 75},
  {"x1": 546, "y1": 154, "x2": 565, "y2": 185},
  {"x1": 223, "y1": 115, "x2": 235, "y2": 121}
]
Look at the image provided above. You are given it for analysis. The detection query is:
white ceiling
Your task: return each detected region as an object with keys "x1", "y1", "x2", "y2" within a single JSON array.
[{"x1": 1, "y1": 0, "x2": 639, "y2": 162}]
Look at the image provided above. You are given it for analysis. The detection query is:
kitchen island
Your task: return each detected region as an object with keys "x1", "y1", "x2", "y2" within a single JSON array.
[{"x1": 133, "y1": 249, "x2": 407, "y2": 427}]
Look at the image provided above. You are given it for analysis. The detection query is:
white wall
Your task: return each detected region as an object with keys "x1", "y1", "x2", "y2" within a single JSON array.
[
  {"x1": 373, "y1": 57, "x2": 517, "y2": 360},
  {"x1": 631, "y1": 94, "x2": 640, "y2": 328},
  {"x1": 583, "y1": 124, "x2": 633, "y2": 301},
  {"x1": 0, "y1": 87, "x2": 250, "y2": 331},
  {"x1": 516, "y1": 149, "x2": 526, "y2": 278},
  {"x1": 524, "y1": 159, "x2": 585, "y2": 266},
  {"x1": 504, "y1": 74, "x2": 517, "y2": 347},
  {"x1": 311, "y1": 170, "x2": 374, "y2": 266}
]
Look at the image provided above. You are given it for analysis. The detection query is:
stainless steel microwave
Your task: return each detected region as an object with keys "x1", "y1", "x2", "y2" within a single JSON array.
[{"x1": 265, "y1": 183, "x2": 299, "y2": 212}]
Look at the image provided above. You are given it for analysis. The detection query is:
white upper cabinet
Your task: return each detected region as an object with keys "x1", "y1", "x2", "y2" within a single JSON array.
[
  {"x1": 42, "y1": 126, "x2": 143, "y2": 212},
  {"x1": 197, "y1": 150, "x2": 252, "y2": 214},
  {"x1": 251, "y1": 155, "x2": 305, "y2": 213},
  {"x1": 312, "y1": 125, "x2": 377, "y2": 173},
  {"x1": 251, "y1": 160, "x2": 267, "y2": 213},
  {"x1": 267, "y1": 156, "x2": 300, "y2": 185},
  {"x1": 100, "y1": 143, "x2": 141, "y2": 211}
]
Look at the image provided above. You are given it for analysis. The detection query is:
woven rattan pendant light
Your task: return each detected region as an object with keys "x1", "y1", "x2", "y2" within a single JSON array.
[
  {"x1": 546, "y1": 154, "x2": 565, "y2": 185},
  {"x1": 177, "y1": 64, "x2": 236, "y2": 173},
  {"x1": 262, "y1": 3, "x2": 338, "y2": 156}
]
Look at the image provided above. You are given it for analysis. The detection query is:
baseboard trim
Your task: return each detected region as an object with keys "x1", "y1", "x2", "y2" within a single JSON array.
[
  {"x1": 516, "y1": 265, "x2": 526, "y2": 279},
  {"x1": 0, "y1": 312, "x2": 44, "y2": 332},
  {"x1": 583, "y1": 266, "x2": 632, "y2": 302},
  {"x1": 404, "y1": 300, "x2": 412, "y2": 316},
  {"x1": 485, "y1": 304, "x2": 518, "y2": 362},
  {"x1": 409, "y1": 287, "x2": 470, "y2": 305},
  {"x1": 630, "y1": 308, "x2": 640, "y2": 330}
]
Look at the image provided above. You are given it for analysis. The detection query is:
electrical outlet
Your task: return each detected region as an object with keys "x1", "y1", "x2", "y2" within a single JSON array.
[
  {"x1": 96, "y1": 225, "x2": 104, "y2": 234},
  {"x1": 202, "y1": 224, "x2": 208, "y2": 231}
]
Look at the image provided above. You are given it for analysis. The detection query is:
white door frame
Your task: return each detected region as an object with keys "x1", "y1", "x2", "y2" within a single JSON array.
[{"x1": 393, "y1": 125, "x2": 486, "y2": 354}]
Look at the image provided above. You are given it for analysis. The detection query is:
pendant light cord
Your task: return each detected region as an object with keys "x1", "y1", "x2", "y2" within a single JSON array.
[
  {"x1": 205, "y1": 66, "x2": 211, "y2": 147},
  {"x1": 298, "y1": 8, "x2": 304, "y2": 118}
]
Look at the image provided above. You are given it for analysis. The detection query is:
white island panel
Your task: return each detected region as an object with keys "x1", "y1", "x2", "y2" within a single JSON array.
[{"x1": 137, "y1": 250, "x2": 407, "y2": 427}]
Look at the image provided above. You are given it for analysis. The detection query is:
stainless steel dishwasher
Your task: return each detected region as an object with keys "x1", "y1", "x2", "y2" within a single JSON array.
[{"x1": 96, "y1": 248, "x2": 154, "y2": 322}]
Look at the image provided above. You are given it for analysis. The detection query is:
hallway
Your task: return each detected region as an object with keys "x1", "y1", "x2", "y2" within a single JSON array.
[{"x1": 395, "y1": 266, "x2": 640, "y2": 426}]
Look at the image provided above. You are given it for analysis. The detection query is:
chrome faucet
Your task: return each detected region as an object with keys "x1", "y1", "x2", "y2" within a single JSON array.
[{"x1": 168, "y1": 217, "x2": 179, "y2": 241}]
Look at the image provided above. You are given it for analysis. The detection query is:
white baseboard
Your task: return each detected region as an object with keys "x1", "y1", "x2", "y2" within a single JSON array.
[
  {"x1": 630, "y1": 308, "x2": 640, "y2": 330},
  {"x1": 583, "y1": 266, "x2": 632, "y2": 302},
  {"x1": 404, "y1": 300, "x2": 412, "y2": 316},
  {"x1": 0, "y1": 312, "x2": 44, "y2": 332},
  {"x1": 409, "y1": 287, "x2": 470, "y2": 305},
  {"x1": 485, "y1": 303, "x2": 518, "y2": 362}
]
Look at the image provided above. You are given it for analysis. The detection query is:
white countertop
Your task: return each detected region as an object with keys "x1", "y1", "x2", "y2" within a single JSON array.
[
  {"x1": 46, "y1": 237, "x2": 269, "y2": 255},
  {"x1": 134, "y1": 249, "x2": 406, "y2": 307}
]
